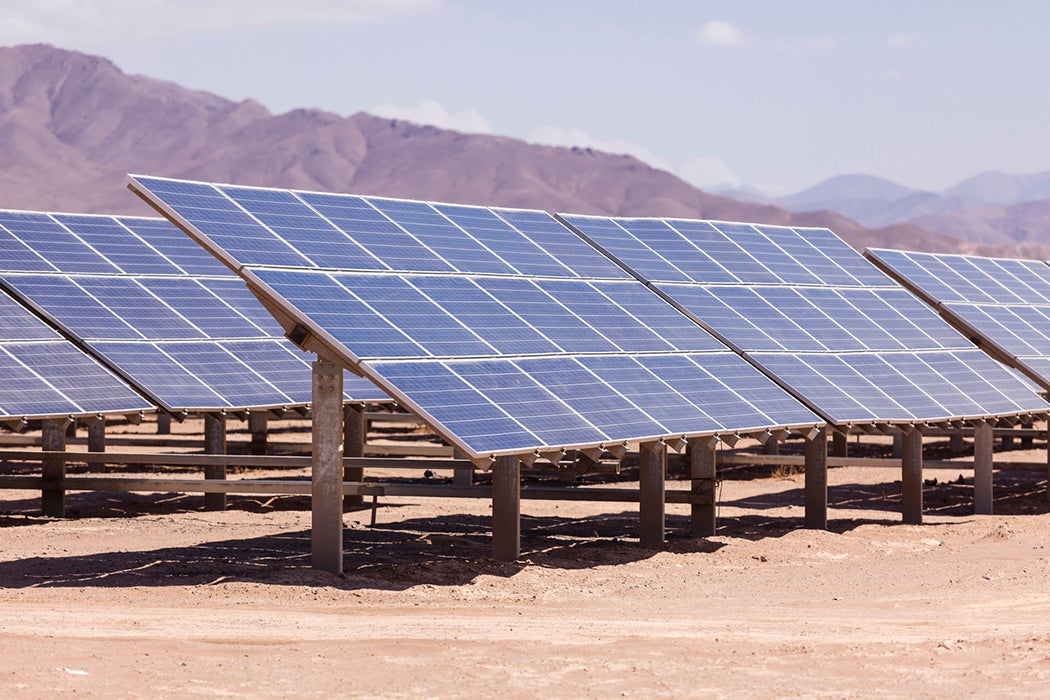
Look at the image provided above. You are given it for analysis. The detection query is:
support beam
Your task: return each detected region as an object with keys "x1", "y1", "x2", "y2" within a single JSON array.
[
  {"x1": 453, "y1": 450, "x2": 474, "y2": 486},
  {"x1": 831, "y1": 430, "x2": 848, "y2": 458},
  {"x1": 311, "y1": 358, "x2": 344, "y2": 574},
  {"x1": 41, "y1": 420, "x2": 66, "y2": 517},
  {"x1": 639, "y1": 441, "x2": 666, "y2": 546},
  {"x1": 249, "y1": 413, "x2": 268, "y2": 456},
  {"x1": 804, "y1": 427, "x2": 828, "y2": 529},
  {"x1": 87, "y1": 416, "x2": 106, "y2": 471},
  {"x1": 203, "y1": 414, "x2": 227, "y2": 511},
  {"x1": 1020, "y1": 415, "x2": 1034, "y2": 449},
  {"x1": 491, "y1": 454, "x2": 521, "y2": 561},
  {"x1": 762, "y1": 435, "x2": 779, "y2": 456},
  {"x1": 156, "y1": 413, "x2": 171, "y2": 435},
  {"x1": 973, "y1": 421, "x2": 993, "y2": 515},
  {"x1": 342, "y1": 405, "x2": 365, "y2": 507},
  {"x1": 901, "y1": 428, "x2": 923, "y2": 524},
  {"x1": 949, "y1": 431, "x2": 965, "y2": 453},
  {"x1": 689, "y1": 438, "x2": 717, "y2": 537},
  {"x1": 891, "y1": 430, "x2": 903, "y2": 459}
]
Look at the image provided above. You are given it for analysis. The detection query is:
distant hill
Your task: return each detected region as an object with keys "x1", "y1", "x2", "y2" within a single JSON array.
[
  {"x1": 728, "y1": 170, "x2": 1050, "y2": 253},
  {"x1": 780, "y1": 173, "x2": 924, "y2": 209},
  {"x1": 944, "y1": 170, "x2": 1050, "y2": 207},
  {"x1": 0, "y1": 43, "x2": 1020, "y2": 255}
]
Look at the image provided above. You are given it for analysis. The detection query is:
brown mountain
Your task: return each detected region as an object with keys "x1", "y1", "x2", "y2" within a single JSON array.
[
  {"x1": 908, "y1": 198, "x2": 1050, "y2": 256},
  {"x1": 0, "y1": 43, "x2": 1006, "y2": 254}
]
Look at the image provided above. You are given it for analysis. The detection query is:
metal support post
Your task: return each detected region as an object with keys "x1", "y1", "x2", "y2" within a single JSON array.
[
  {"x1": 891, "y1": 429, "x2": 903, "y2": 459},
  {"x1": 312, "y1": 358, "x2": 344, "y2": 574},
  {"x1": 156, "y1": 413, "x2": 172, "y2": 435},
  {"x1": 491, "y1": 454, "x2": 521, "y2": 561},
  {"x1": 689, "y1": 438, "x2": 717, "y2": 537},
  {"x1": 453, "y1": 449, "x2": 474, "y2": 486},
  {"x1": 87, "y1": 416, "x2": 106, "y2": 471},
  {"x1": 1021, "y1": 416, "x2": 1034, "y2": 449},
  {"x1": 901, "y1": 427, "x2": 923, "y2": 524},
  {"x1": 41, "y1": 419, "x2": 67, "y2": 517},
  {"x1": 639, "y1": 441, "x2": 666, "y2": 547},
  {"x1": 343, "y1": 404, "x2": 365, "y2": 507},
  {"x1": 831, "y1": 429, "x2": 848, "y2": 458},
  {"x1": 804, "y1": 427, "x2": 828, "y2": 529},
  {"x1": 203, "y1": 413, "x2": 227, "y2": 511},
  {"x1": 973, "y1": 421, "x2": 993, "y2": 515},
  {"x1": 249, "y1": 413, "x2": 268, "y2": 456}
]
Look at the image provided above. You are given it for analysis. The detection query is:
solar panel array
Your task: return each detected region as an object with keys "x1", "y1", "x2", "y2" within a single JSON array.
[
  {"x1": 129, "y1": 175, "x2": 824, "y2": 459},
  {"x1": 0, "y1": 290, "x2": 152, "y2": 419},
  {"x1": 0, "y1": 210, "x2": 389, "y2": 413},
  {"x1": 867, "y1": 248, "x2": 1050, "y2": 390},
  {"x1": 559, "y1": 215, "x2": 1048, "y2": 424}
]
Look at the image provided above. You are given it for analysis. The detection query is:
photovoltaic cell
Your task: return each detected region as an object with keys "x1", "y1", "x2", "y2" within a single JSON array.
[
  {"x1": 0, "y1": 210, "x2": 389, "y2": 411},
  {"x1": 562, "y1": 214, "x2": 1047, "y2": 423},
  {"x1": 0, "y1": 291, "x2": 151, "y2": 419},
  {"x1": 130, "y1": 175, "x2": 824, "y2": 458},
  {"x1": 869, "y1": 247, "x2": 1050, "y2": 391}
]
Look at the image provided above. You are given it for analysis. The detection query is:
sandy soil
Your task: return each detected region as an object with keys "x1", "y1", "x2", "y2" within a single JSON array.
[{"x1": 2, "y1": 433, "x2": 1050, "y2": 698}]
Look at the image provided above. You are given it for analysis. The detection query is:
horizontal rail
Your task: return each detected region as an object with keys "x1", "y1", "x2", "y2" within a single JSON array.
[
  {"x1": 921, "y1": 428, "x2": 1046, "y2": 439},
  {"x1": 0, "y1": 475, "x2": 710, "y2": 504},
  {"x1": 718, "y1": 453, "x2": 1048, "y2": 471},
  {"x1": 0, "y1": 450, "x2": 472, "y2": 470}
]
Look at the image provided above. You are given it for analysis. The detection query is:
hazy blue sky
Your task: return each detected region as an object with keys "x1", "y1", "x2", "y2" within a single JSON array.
[{"x1": 3, "y1": 1, "x2": 1048, "y2": 194}]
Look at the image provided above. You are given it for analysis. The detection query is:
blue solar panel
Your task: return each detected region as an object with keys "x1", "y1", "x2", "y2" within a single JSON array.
[
  {"x1": 53, "y1": 214, "x2": 182, "y2": 276},
  {"x1": 0, "y1": 211, "x2": 119, "y2": 274},
  {"x1": 869, "y1": 247, "x2": 1050, "y2": 391},
  {"x1": 297, "y1": 191, "x2": 451, "y2": 272},
  {"x1": 0, "y1": 290, "x2": 152, "y2": 419},
  {"x1": 3, "y1": 275, "x2": 143, "y2": 340},
  {"x1": 433, "y1": 204, "x2": 572, "y2": 277},
  {"x1": 131, "y1": 176, "x2": 825, "y2": 457},
  {"x1": 137, "y1": 278, "x2": 264, "y2": 339},
  {"x1": 0, "y1": 210, "x2": 390, "y2": 411},
  {"x1": 562, "y1": 214, "x2": 1048, "y2": 423},
  {"x1": 119, "y1": 217, "x2": 232, "y2": 277},
  {"x1": 370, "y1": 361, "x2": 542, "y2": 454},
  {"x1": 0, "y1": 293, "x2": 60, "y2": 340},
  {"x1": 91, "y1": 341, "x2": 229, "y2": 409}
]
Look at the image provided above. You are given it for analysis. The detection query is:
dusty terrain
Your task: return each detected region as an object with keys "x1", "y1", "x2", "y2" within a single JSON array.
[{"x1": 2, "y1": 425, "x2": 1050, "y2": 698}]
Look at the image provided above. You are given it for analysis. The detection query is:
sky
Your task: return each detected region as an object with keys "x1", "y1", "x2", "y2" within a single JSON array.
[{"x1": 2, "y1": 0, "x2": 1049, "y2": 195}]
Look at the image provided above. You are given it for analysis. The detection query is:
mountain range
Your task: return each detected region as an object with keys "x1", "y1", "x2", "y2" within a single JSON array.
[
  {"x1": 717, "y1": 171, "x2": 1050, "y2": 256},
  {"x1": 0, "y1": 43, "x2": 1045, "y2": 257}
]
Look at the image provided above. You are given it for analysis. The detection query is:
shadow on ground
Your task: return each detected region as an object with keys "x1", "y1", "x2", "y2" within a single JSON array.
[{"x1": 0, "y1": 466, "x2": 1046, "y2": 591}]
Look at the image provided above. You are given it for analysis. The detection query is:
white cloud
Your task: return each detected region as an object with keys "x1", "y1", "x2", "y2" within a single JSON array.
[
  {"x1": 677, "y1": 157, "x2": 741, "y2": 190},
  {"x1": 693, "y1": 20, "x2": 838, "y2": 53},
  {"x1": 529, "y1": 125, "x2": 672, "y2": 171},
  {"x1": 886, "y1": 33, "x2": 922, "y2": 48},
  {"x1": 0, "y1": 0, "x2": 439, "y2": 43},
  {"x1": 694, "y1": 20, "x2": 749, "y2": 48},
  {"x1": 371, "y1": 99, "x2": 492, "y2": 134}
]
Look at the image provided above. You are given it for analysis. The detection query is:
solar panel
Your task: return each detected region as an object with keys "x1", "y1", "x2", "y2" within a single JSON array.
[
  {"x1": 0, "y1": 291, "x2": 153, "y2": 419},
  {"x1": 559, "y1": 215, "x2": 1047, "y2": 424},
  {"x1": 129, "y1": 175, "x2": 824, "y2": 459},
  {"x1": 867, "y1": 248, "x2": 1050, "y2": 392},
  {"x1": 0, "y1": 210, "x2": 390, "y2": 413}
]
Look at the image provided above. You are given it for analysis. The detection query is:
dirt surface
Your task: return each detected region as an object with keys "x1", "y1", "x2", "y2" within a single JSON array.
[{"x1": 2, "y1": 433, "x2": 1050, "y2": 698}]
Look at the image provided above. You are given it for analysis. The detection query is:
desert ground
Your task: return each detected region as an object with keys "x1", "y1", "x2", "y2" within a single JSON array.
[{"x1": 2, "y1": 421, "x2": 1050, "y2": 698}]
